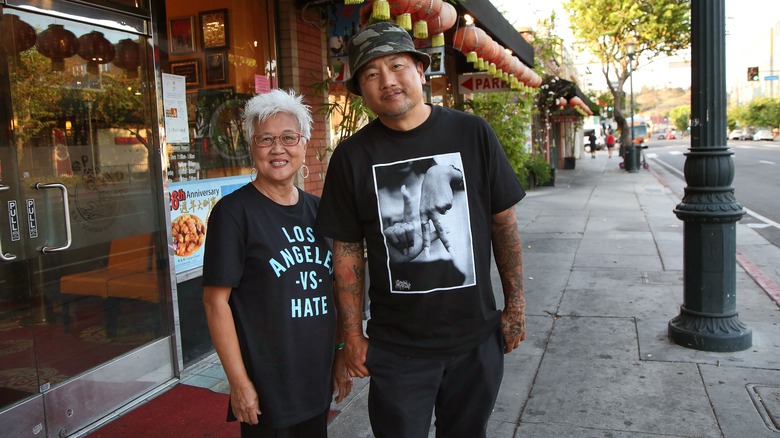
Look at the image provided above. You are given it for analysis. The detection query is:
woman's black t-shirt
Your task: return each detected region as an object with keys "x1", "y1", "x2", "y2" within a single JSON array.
[{"x1": 203, "y1": 184, "x2": 335, "y2": 428}]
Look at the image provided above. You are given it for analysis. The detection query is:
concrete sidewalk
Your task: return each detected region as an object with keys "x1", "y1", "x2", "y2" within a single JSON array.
[{"x1": 185, "y1": 152, "x2": 780, "y2": 437}]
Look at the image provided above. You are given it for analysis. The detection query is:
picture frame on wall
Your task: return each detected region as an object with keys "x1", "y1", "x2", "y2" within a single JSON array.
[
  {"x1": 330, "y1": 56, "x2": 349, "y2": 83},
  {"x1": 170, "y1": 59, "x2": 201, "y2": 89},
  {"x1": 169, "y1": 16, "x2": 196, "y2": 54},
  {"x1": 422, "y1": 46, "x2": 445, "y2": 76},
  {"x1": 199, "y1": 9, "x2": 229, "y2": 50},
  {"x1": 205, "y1": 50, "x2": 229, "y2": 85}
]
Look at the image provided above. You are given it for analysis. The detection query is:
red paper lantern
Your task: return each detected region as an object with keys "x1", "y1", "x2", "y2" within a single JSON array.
[
  {"x1": 389, "y1": 0, "x2": 414, "y2": 15},
  {"x1": 415, "y1": 0, "x2": 442, "y2": 21},
  {"x1": 77, "y1": 31, "x2": 116, "y2": 75},
  {"x1": 477, "y1": 40, "x2": 502, "y2": 64},
  {"x1": 453, "y1": 25, "x2": 486, "y2": 52},
  {"x1": 519, "y1": 62, "x2": 534, "y2": 85},
  {"x1": 112, "y1": 38, "x2": 141, "y2": 78},
  {"x1": 529, "y1": 71, "x2": 542, "y2": 88},
  {"x1": 496, "y1": 53, "x2": 513, "y2": 74},
  {"x1": 36, "y1": 24, "x2": 79, "y2": 71},
  {"x1": 426, "y1": 1, "x2": 456, "y2": 35},
  {"x1": 359, "y1": 3, "x2": 373, "y2": 26},
  {"x1": 2, "y1": 14, "x2": 36, "y2": 54}
]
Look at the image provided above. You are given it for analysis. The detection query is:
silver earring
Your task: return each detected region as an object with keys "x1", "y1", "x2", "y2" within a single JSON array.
[
  {"x1": 299, "y1": 164, "x2": 310, "y2": 179},
  {"x1": 250, "y1": 167, "x2": 258, "y2": 181}
]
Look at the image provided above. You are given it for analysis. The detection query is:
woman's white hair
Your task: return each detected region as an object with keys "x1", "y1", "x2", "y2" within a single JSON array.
[{"x1": 243, "y1": 89, "x2": 313, "y2": 141}]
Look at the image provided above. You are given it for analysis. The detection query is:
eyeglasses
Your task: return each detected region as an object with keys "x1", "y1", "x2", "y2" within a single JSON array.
[{"x1": 252, "y1": 132, "x2": 302, "y2": 148}]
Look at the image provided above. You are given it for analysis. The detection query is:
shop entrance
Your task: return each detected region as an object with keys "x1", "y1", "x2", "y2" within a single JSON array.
[{"x1": 0, "y1": 2, "x2": 174, "y2": 436}]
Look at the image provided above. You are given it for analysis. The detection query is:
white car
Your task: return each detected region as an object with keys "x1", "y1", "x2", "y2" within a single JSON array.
[
  {"x1": 753, "y1": 129, "x2": 775, "y2": 141},
  {"x1": 728, "y1": 129, "x2": 743, "y2": 140}
]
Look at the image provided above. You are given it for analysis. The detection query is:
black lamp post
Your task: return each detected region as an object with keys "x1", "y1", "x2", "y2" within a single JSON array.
[
  {"x1": 668, "y1": 0, "x2": 751, "y2": 352},
  {"x1": 625, "y1": 37, "x2": 638, "y2": 173}
]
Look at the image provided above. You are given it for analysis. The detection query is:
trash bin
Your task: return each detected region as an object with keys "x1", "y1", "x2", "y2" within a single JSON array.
[
  {"x1": 563, "y1": 157, "x2": 576, "y2": 169},
  {"x1": 624, "y1": 145, "x2": 640, "y2": 172}
]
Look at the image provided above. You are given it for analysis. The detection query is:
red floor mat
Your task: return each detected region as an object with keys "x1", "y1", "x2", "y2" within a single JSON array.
[{"x1": 86, "y1": 384, "x2": 239, "y2": 438}]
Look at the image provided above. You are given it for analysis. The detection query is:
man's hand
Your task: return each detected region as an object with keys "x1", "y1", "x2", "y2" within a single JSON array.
[
  {"x1": 344, "y1": 333, "x2": 370, "y2": 378},
  {"x1": 501, "y1": 307, "x2": 526, "y2": 353}
]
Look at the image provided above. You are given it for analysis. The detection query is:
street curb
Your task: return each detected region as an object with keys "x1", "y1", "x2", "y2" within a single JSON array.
[
  {"x1": 736, "y1": 250, "x2": 780, "y2": 308},
  {"x1": 646, "y1": 158, "x2": 780, "y2": 309}
]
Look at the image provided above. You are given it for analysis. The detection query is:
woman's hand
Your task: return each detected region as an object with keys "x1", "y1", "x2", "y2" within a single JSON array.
[
  {"x1": 229, "y1": 380, "x2": 262, "y2": 424},
  {"x1": 332, "y1": 348, "x2": 353, "y2": 403}
]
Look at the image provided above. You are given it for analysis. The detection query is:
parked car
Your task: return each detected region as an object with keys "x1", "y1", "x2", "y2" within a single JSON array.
[
  {"x1": 729, "y1": 129, "x2": 753, "y2": 140},
  {"x1": 753, "y1": 129, "x2": 775, "y2": 141},
  {"x1": 656, "y1": 132, "x2": 667, "y2": 140},
  {"x1": 665, "y1": 131, "x2": 676, "y2": 140},
  {"x1": 728, "y1": 129, "x2": 743, "y2": 140}
]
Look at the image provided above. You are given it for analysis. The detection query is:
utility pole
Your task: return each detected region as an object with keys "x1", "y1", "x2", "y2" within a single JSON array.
[{"x1": 668, "y1": 0, "x2": 752, "y2": 352}]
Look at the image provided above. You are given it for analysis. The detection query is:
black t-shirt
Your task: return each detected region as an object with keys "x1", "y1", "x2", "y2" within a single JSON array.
[
  {"x1": 316, "y1": 105, "x2": 525, "y2": 358},
  {"x1": 203, "y1": 184, "x2": 335, "y2": 428}
]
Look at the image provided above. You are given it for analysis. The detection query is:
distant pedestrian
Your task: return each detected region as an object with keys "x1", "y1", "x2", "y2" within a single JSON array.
[
  {"x1": 606, "y1": 131, "x2": 616, "y2": 158},
  {"x1": 588, "y1": 132, "x2": 597, "y2": 158}
]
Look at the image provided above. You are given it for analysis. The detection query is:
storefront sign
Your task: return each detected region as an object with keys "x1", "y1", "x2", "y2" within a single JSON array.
[
  {"x1": 162, "y1": 73, "x2": 190, "y2": 144},
  {"x1": 169, "y1": 175, "x2": 249, "y2": 274},
  {"x1": 458, "y1": 73, "x2": 510, "y2": 94}
]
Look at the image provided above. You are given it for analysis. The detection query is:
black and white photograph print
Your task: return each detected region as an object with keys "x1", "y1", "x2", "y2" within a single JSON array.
[{"x1": 373, "y1": 153, "x2": 475, "y2": 294}]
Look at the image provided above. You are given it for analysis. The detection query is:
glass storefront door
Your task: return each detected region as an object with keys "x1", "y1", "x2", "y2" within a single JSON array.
[{"x1": 0, "y1": 2, "x2": 173, "y2": 436}]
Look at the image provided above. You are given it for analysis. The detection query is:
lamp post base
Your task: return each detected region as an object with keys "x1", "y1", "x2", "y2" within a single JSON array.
[{"x1": 668, "y1": 310, "x2": 752, "y2": 352}]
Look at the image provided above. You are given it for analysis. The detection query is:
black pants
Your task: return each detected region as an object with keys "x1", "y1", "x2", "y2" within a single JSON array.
[
  {"x1": 239, "y1": 408, "x2": 329, "y2": 438},
  {"x1": 366, "y1": 328, "x2": 505, "y2": 438}
]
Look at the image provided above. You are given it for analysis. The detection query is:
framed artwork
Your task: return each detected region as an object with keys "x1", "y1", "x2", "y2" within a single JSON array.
[
  {"x1": 423, "y1": 46, "x2": 445, "y2": 76},
  {"x1": 169, "y1": 16, "x2": 195, "y2": 54},
  {"x1": 330, "y1": 56, "x2": 349, "y2": 83},
  {"x1": 170, "y1": 59, "x2": 201, "y2": 89},
  {"x1": 199, "y1": 9, "x2": 229, "y2": 50},
  {"x1": 205, "y1": 50, "x2": 229, "y2": 85}
]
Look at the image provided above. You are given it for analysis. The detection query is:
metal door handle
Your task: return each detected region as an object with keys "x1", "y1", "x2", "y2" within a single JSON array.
[
  {"x1": 34, "y1": 183, "x2": 72, "y2": 254},
  {"x1": 0, "y1": 185, "x2": 17, "y2": 260}
]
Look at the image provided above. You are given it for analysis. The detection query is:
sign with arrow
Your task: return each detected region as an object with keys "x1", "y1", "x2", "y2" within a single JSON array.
[{"x1": 458, "y1": 73, "x2": 510, "y2": 94}]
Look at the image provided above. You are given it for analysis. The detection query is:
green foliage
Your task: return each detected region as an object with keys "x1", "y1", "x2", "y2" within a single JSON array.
[
  {"x1": 457, "y1": 92, "x2": 549, "y2": 188},
  {"x1": 727, "y1": 105, "x2": 748, "y2": 131},
  {"x1": 668, "y1": 104, "x2": 690, "y2": 132},
  {"x1": 313, "y1": 78, "x2": 374, "y2": 149},
  {"x1": 564, "y1": 0, "x2": 691, "y2": 145},
  {"x1": 744, "y1": 98, "x2": 780, "y2": 129}
]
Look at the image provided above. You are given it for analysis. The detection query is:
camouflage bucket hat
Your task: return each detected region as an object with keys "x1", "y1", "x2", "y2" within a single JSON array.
[{"x1": 344, "y1": 21, "x2": 431, "y2": 96}]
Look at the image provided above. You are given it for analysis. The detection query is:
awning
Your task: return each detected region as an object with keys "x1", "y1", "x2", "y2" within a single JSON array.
[
  {"x1": 297, "y1": 0, "x2": 535, "y2": 69},
  {"x1": 545, "y1": 77, "x2": 599, "y2": 114}
]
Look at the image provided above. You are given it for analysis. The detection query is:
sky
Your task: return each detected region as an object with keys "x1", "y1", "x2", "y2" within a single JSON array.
[{"x1": 489, "y1": 0, "x2": 780, "y2": 92}]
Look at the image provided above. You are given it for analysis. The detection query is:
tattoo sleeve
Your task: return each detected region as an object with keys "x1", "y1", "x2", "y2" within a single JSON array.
[
  {"x1": 332, "y1": 240, "x2": 366, "y2": 336},
  {"x1": 491, "y1": 207, "x2": 525, "y2": 315}
]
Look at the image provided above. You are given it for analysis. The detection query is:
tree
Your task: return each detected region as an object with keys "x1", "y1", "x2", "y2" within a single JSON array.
[
  {"x1": 564, "y1": 0, "x2": 690, "y2": 147},
  {"x1": 669, "y1": 104, "x2": 690, "y2": 133},
  {"x1": 745, "y1": 97, "x2": 780, "y2": 129}
]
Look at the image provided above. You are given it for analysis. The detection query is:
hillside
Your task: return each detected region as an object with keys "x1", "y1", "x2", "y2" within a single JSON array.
[{"x1": 634, "y1": 86, "x2": 691, "y2": 118}]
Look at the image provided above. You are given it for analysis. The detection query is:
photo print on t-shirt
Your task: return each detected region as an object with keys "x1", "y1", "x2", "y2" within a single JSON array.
[{"x1": 373, "y1": 152, "x2": 476, "y2": 294}]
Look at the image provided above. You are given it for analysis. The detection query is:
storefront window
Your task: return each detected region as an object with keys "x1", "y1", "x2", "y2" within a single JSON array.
[{"x1": 163, "y1": 0, "x2": 276, "y2": 183}]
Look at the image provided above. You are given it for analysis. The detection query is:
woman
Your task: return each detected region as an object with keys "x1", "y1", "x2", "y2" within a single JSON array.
[
  {"x1": 606, "y1": 130, "x2": 616, "y2": 158},
  {"x1": 203, "y1": 89, "x2": 351, "y2": 437}
]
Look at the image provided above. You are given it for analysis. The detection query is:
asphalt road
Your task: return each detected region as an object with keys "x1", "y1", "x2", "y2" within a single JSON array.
[{"x1": 643, "y1": 136, "x2": 780, "y2": 249}]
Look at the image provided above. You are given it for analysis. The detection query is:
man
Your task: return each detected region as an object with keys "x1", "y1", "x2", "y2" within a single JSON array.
[{"x1": 316, "y1": 22, "x2": 526, "y2": 438}]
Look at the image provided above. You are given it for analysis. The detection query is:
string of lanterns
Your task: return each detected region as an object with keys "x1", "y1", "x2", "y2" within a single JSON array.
[
  {"x1": 346, "y1": 0, "x2": 541, "y2": 90},
  {"x1": 1, "y1": 14, "x2": 141, "y2": 76},
  {"x1": 553, "y1": 95, "x2": 593, "y2": 116}
]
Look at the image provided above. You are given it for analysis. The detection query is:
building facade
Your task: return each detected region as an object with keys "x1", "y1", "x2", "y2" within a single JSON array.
[{"x1": 0, "y1": 0, "x2": 537, "y2": 435}]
